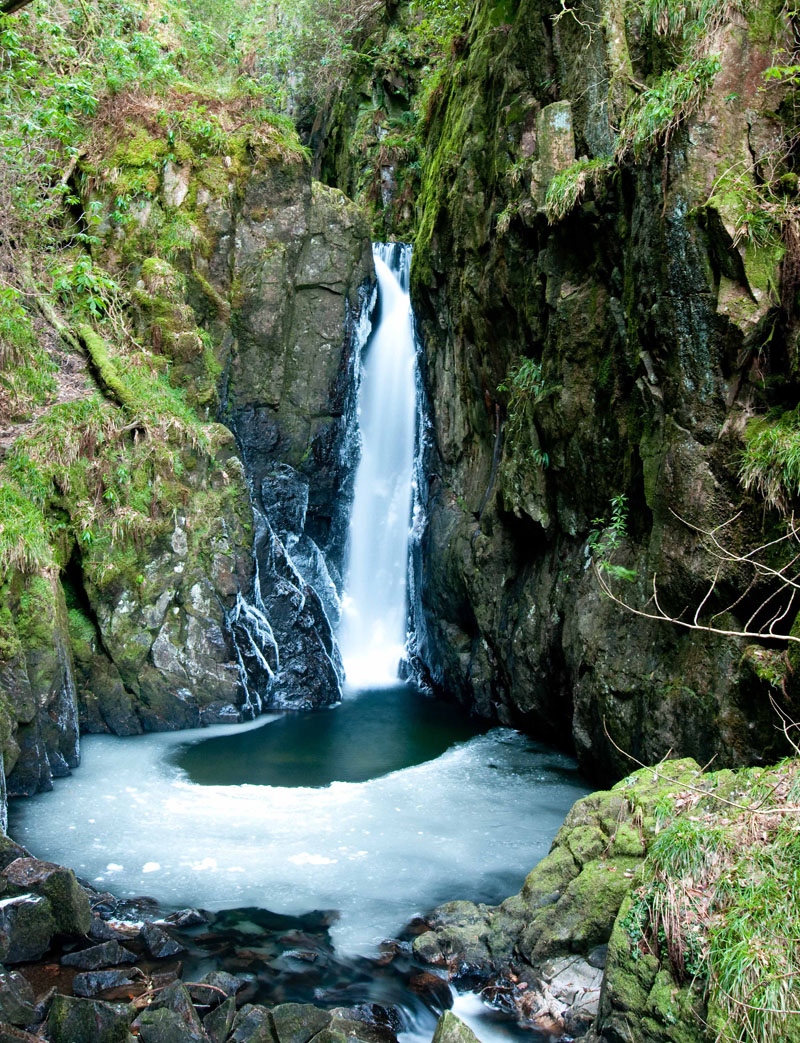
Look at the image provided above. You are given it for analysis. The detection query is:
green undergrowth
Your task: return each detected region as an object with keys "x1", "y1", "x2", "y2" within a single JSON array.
[
  {"x1": 622, "y1": 758, "x2": 800, "y2": 1043},
  {"x1": 497, "y1": 357, "x2": 560, "y2": 469},
  {"x1": 0, "y1": 322, "x2": 215, "y2": 580},
  {"x1": 741, "y1": 406, "x2": 800, "y2": 513},
  {"x1": 0, "y1": 286, "x2": 58, "y2": 421},
  {"x1": 545, "y1": 156, "x2": 615, "y2": 224}
]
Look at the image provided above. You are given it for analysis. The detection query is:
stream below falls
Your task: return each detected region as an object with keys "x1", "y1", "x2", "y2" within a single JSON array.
[{"x1": 9, "y1": 686, "x2": 589, "y2": 1041}]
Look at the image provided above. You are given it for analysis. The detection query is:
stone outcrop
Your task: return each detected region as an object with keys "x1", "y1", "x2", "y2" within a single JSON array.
[
  {"x1": 409, "y1": 0, "x2": 800, "y2": 780},
  {"x1": 0, "y1": 111, "x2": 374, "y2": 791}
]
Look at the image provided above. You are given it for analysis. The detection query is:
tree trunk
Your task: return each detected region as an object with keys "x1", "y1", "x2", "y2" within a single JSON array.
[{"x1": 1, "y1": 0, "x2": 37, "y2": 13}]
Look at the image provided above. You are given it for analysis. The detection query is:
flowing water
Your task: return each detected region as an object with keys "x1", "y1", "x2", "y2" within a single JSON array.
[
  {"x1": 8, "y1": 245, "x2": 591, "y2": 1043},
  {"x1": 338, "y1": 243, "x2": 417, "y2": 689}
]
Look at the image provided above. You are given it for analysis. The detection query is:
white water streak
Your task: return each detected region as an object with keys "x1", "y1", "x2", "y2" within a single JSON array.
[{"x1": 339, "y1": 244, "x2": 417, "y2": 688}]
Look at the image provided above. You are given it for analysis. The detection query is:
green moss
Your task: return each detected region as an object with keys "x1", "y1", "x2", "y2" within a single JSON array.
[
  {"x1": 545, "y1": 156, "x2": 614, "y2": 223},
  {"x1": 67, "y1": 606, "x2": 96, "y2": 650},
  {"x1": 0, "y1": 597, "x2": 22, "y2": 662},
  {"x1": 0, "y1": 482, "x2": 53, "y2": 575},
  {"x1": 112, "y1": 128, "x2": 168, "y2": 168},
  {"x1": 17, "y1": 574, "x2": 57, "y2": 649}
]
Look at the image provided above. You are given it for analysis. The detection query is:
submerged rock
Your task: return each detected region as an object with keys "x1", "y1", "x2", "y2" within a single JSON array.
[{"x1": 140, "y1": 922, "x2": 186, "y2": 959}]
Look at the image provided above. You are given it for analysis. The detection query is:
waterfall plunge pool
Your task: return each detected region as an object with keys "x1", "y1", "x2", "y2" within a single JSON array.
[{"x1": 9, "y1": 686, "x2": 588, "y2": 957}]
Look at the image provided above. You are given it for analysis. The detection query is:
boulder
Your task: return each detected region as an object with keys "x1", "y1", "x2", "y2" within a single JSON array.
[
  {"x1": 61, "y1": 940, "x2": 137, "y2": 970},
  {"x1": 188, "y1": 970, "x2": 247, "y2": 1006},
  {"x1": 46, "y1": 994, "x2": 133, "y2": 1043},
  {"x1": 72, "y1": 969, "x2": 137, "y2": 997},
  {"x1": 0, "y1": 968, "x2": 36, "y2": 1026},
  {"x1": 0, "y1": 893, "x2": 56, "y2": 962},
  {"x1": 204, "y1": 996, "x2": 237, "y2": 1043},
  {"x1": 133, "y1": 1005, "x2": 209, "y2": 1043},
  {"x1": 271, "y1": 1003, "x2": 332, "y2": 1043},
  {"x1": 140, "y1": 921, "x2": 186, "y2": 958},
  {"x1": 229, "y1": 1003, "x2": 276, "y2": 1043},
  {"x1": 431, "y1": 1012, "x2": 481, "y2": 1043},
  {"x1": 2, "y1": 856, "x2": 92, "y2": 935}
]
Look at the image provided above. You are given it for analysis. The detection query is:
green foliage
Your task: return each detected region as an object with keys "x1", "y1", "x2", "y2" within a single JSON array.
[
  {"x1": 0, "y1": 483, "x2": 53, "y2": 575},
  {"x1": 0, "y1": 286, "x2": 58, "y2": 420},
  {"x1": 498, "y1": 357, "x2": 560, "y2": 469},
  {"x1": 589, "y1": 494, "x2": 638, "y2": 581},
  {"x1": 625, "y1": 761, "x2": 800, "y2": 1043},
  {"x1": 545, "y1": 156, "x2": 614, "y2": 224},
  {"x1": 741, "y1": 406, "x2": 800, "y2": 513},
  {"x1": 616, "y1": 56, "x2": 722, "y2": 160},
  {"x1": 636, "y1": 0, "x2": 746, "y2": 40},
  {"x1": 53, "y1": 257, "x2": 122, "y2": 320}
]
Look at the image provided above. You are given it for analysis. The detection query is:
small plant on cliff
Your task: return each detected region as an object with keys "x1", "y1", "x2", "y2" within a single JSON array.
[
  {"x1": 740, "y1": 407, "x2": 800, "y2": 514},
  {"x1": 616, "y1": 55, "x2": 722, "y2": 160},
  {"x1": 588, "y1": 493, "x2": 638, "y2": 582},
  {"x1": 498, "y1": 357, "x2": 560, "y2": 467},
  {"x1": 545, "y1": 156, "x2": 614, "y2": 224}
]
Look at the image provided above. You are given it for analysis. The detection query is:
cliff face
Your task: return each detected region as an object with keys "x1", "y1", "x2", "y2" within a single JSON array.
[
  {"x1": 409, "y1": 0, "x2": 800, "y2": 780},
  {"x1": 0, "y1": 110, "x2": 373, "y2": 796}
]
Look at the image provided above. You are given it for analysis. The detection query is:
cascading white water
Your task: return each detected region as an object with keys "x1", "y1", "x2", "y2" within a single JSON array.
[{"x1": 339, "y1": 244, "x2": 417, "y2": 689}]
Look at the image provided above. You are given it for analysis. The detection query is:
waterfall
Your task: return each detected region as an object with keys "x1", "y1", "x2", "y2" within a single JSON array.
[{"x1": 338, "y1": 243, "x2": 418, "y2": 689}]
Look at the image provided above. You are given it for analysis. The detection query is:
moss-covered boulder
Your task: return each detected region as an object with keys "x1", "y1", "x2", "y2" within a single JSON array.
[
  {"x1": 46, "y1": 994, "x2": 134, "y2": 1043},
  {"x1": 413, "y1": 759, "x2": 704, "y2": 1035}
]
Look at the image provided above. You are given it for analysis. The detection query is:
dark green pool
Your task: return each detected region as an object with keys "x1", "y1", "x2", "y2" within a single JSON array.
[{"x1": 172, "y1": 684, "x2": 488, "y2": 788}]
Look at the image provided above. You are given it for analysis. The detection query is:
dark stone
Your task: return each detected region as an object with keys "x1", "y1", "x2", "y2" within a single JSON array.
[
  {"x1": 141, "y1": 922, "x2": 186, "y2": 958},
  {"x1": 164, "y1": 908, "x2": 208, "y2": 929},
  {"x1": 2, "y1": 857, "x2": 92, "y2": 935},
  {"x1": 61, "y1": 940, "x2": 137, "y2": 970},
  {"x1": 0, "y1": 893, "x2": 56, "y2": 963},
  {"x1": 588, "y1": 944, "x2": 608, "y2": 969},
  {"x1": 188, "y1": 970, "x2": 247, "y2": 1006},
  {"x1": 230, "y1": 1003, "x2": 276, "y2": 1043},
  {"x1": 0, "y1": 968, "x2": 36, "y2": 1026},
  {"x1": 88, "y1": 916, "x2": 125, "y2": 942},
  {"x1": 330, "y1": 1004, "x2": 402, "y2": 1037},
  {"x1": 261, "y1": 465, "x2": 310, "y2": 537},
  {"x1": 270, "y1": 1003, "x2": 332, "y2": 1043},
  {"x1": 72, "y1": 969, "x2": 136, "y2": 998},
  {"x1": 46, "y1": 994, "x2": 133, "y2": 1043},
  {"x1": 133, "y1": 1005, "x2": 209, "y2": 1043},
  {"x1": 204, "y1": 996, "x2": 237, "y2": 1043},
  {"x1": 407, "y1": 972, "x2": 453, "y2": 1009},
  {"x1": 0, "y1": 838, "x2": 30, "y2": 873}
]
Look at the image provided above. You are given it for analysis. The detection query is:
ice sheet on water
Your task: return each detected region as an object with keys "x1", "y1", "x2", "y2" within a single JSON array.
[{"x1": 9, "y1": 718, "x2": 586, "y2": 956}]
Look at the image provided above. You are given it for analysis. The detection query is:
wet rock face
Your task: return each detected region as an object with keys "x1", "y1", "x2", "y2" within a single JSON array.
[
  {"x1": 219, "y1": 175, "x2": 374, "y2": 575},
  {"x1": 411, "y1": 0, "x2": 797, "y2": 780},
  {"x1": 0, "y1": 572, "x2": 80, "y2": 800},
  {"x1": 81, "y1": 155, "x2": 372, "y2": 718}
]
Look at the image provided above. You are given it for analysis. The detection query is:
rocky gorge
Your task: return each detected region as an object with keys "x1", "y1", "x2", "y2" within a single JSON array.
[{"x1": 0, "y1": 0, "x2": 799, "y2": 1041}]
